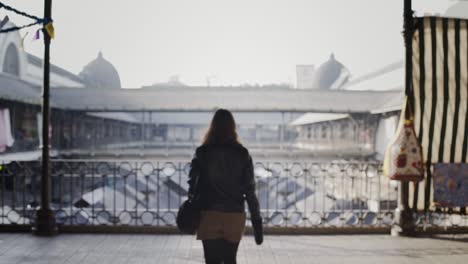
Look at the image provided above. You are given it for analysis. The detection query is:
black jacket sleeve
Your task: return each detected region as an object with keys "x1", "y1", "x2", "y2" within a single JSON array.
[
  {"x1": 187, "y1": 148, "x2": 202, "y2": 197},
  {"x1": 244, "y1": 154, "x2": 263, "y2": 245},
  {"x1": 244, "y1": 154, "x2": 261, "y2": 221}
]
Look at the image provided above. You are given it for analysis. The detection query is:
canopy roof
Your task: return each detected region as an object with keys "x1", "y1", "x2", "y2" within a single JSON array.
[
  {"x1": 290, "y1": 113, "x2": 349, "y2": 126},
  {"x1": 50, "y1": 86, "x2": 403, "y2": 113},
  {"x1": 0, "y1": 73, "x2": 41, "y2": 105},
  {"x1": 0, "y1": 74, "x2": 403, "y2": 114}
]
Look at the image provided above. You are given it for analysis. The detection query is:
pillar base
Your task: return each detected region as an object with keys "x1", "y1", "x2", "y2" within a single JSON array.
[
  {"x1": 32, "y1": 208, "x2": 57, "y2": 236},
  {"x1": 391, "y1": 208, "x2": 416, "y2": 237}
]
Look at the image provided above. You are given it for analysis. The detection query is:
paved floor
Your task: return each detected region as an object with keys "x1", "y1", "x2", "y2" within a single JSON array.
[{"x1": 0, "y1": 233, "x2": 467, "y2": 264}]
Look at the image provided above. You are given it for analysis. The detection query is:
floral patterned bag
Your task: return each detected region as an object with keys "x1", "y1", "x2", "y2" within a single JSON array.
[{"x1": 383, "y1": 97, "x2": 424, "y2": 182}]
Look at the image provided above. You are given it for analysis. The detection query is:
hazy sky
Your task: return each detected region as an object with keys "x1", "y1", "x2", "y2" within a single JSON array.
[{"x1": 0, "y1": 0, "x2": 457, "y2": 88}]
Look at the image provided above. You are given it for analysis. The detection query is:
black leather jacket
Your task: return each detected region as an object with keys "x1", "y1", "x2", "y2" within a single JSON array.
[{"x1": 187, "y1": 143, "x2": 261, "y2": 220}]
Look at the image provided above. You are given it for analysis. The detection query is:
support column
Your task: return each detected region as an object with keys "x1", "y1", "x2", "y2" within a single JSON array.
[
  {"x1": 71, "y1": 112, "x2": 75, "y2": 149},
  {"x1": 34, "y1": 0, "x2": 56, "y2": 236},
  {"x1": 141, "y1": 111, "x2": 145, "y2": 153},
  {"x1": 392, "y1": 0, "x2": 415, "y2": 237},
  {"x1": 149, "y1": 111, "x2": 153, "y2": 142},
  {"x1": 280, "y1": 111, "x2": 285, "y2": 150}
]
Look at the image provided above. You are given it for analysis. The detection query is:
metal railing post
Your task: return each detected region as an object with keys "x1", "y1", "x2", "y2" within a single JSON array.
[
  {"x1": 33, "y1": 0, "x2": 57, "y2": 236},
  {"x1": 392, "y1": 0, "x2": 416, "y2": 237}
]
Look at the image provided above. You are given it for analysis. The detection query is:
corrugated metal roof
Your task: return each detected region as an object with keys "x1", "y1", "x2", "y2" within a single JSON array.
[
  {"x1": 344, "y1": 61, "x2": 404, "y2": 91},
  {"x1": 87, "y1": 112, "x2": 140, "y2": 123},
  {"x1": 0, "y1": 76, "x2": 404, "y2": 114},
  {"x1": 50, "y1": 86, "x2": 403, "y2": 113},
  {"x1": 0, "y1": 73, "x2": 42, "y2": 105},
  {"x1": 27, "y1": 54, "x2": 85, "y2": 85},
  {"x1": 371, "y1": 92, "x2": 405, "y2": 114},
  {"x1": 289, "y1": 113, "x2": 349, "y2": 126}
]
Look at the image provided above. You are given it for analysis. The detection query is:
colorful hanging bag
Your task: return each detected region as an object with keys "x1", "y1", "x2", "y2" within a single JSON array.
[{"x1": 383, "y1": 97, "x2": 424, "y2": 182}]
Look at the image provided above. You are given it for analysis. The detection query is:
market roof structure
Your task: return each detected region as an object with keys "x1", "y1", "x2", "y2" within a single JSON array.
[{"x1": 49, "y1": 86, "x2": 404, "y2": 113}]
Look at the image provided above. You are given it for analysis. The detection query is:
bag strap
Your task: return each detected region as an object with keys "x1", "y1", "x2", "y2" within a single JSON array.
[
  {"x1": 403, "y1": 96, "x2": 414, "y2": 121},
  {"x1": 191, "y1": 171, "x2": 200, "y2": 201},
  {"x1": 188, "y1": 151, "x2": 202, "y2": 202}
]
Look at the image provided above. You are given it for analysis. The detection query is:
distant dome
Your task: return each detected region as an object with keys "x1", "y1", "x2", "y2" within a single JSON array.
[
  {"x1": 79, "y1": 52, "x2": 121, "y2": 88},
  {"x1": 445, "y1": 2, "x2": 468, "y2": 19},
  {"x1": 311, "y1": 53, "x2": 350, "y2": 90}
]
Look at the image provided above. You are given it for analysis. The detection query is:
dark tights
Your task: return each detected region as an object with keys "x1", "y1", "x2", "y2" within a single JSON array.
[{"x1": 202, "y1": 239, "x2": 240, "y2": 264}]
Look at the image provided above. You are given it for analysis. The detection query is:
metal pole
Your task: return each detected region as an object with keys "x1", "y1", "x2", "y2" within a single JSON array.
[
  {"x1": 149, "y1": 111, "x2": 152, "y2": 145},
  {"x1": 392, "y1": 0, "x2": 415, "y2": 237},
  {"x1": 34, "y1": 0, "x2": 56, "y2": 236},
  {"x1": 404, "y1": 0, "x2": 413, "y2": 98},
  {"x1": 280, "y1": 111, "x2": 285, "y2": 150},
  {"x1": 141, "y1": 111, "x2": 145, "y2": 154}
]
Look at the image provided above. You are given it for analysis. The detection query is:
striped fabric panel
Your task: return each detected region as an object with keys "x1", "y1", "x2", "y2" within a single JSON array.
[{"x1": 411, "y1": 17, "x2": 468, "y2": 210}]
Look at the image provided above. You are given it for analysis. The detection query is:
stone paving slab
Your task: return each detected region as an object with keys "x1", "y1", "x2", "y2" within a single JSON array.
[{"x1": 0, "y1": 233, "x2": 467, "y2": 264}]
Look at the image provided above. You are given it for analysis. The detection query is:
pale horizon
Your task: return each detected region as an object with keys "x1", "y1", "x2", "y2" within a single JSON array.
[{"x1": 0, "y1": 0, "x2": 458, "y2": 88}]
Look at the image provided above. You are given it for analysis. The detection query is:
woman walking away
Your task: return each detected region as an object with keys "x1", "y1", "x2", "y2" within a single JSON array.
[{"x1": 188, "y1": 108, "x2": 263, "y2": 264}]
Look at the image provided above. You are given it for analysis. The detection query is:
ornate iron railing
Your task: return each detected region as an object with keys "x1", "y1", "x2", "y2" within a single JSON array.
[
  {"x1": 0, "y1": 160, "x2": 468, "y2": 230},
  {"x1": 413, "y1": 211, "x2": 468, "y2": 230},
  {"x1": 0, "y1": 160, "x2": 466, "y2": 230},
  {"x1": 0, "y1": 160, "x2": 386, "y2": 227}
]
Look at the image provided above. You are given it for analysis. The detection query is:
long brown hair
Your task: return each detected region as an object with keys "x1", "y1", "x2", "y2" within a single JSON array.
[{"x1": 202, "y1": 109, "x2": 240, "y2": 145}]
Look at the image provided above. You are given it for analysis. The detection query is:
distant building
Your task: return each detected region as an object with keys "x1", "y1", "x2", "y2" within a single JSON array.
[
  {"x1": 0, "y1": 22, "x2": 130, "y2": 157},
  {"x1": 145, "y1": 75, "x2": 187, "y2": 88},
  {"x1": 292, "y1": 1, "x2": 468, "y2": 159},
  {"x1": 79, "y1": 52, "x2": 122, "y2": 89},
  {"x1": 296, "y1": 53, "x2": 350, "y2": 90},
  {"x1": 296, "y1": 65, "x2": 315, "y2": 89},
  {"x1": 291, "y1": 58, "x2": 409, "y2": 159},
  {"x1": 290, "y1": 111, "x2": 399, "y2": 160},
  {"x1": 0, "y1": 21, "x2": 403, "y2": 161}
]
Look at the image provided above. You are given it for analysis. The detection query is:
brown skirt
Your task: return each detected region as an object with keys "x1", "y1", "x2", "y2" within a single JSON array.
[{"x1": 196, "y1": 210, "x2": 246, "y2": 243}]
